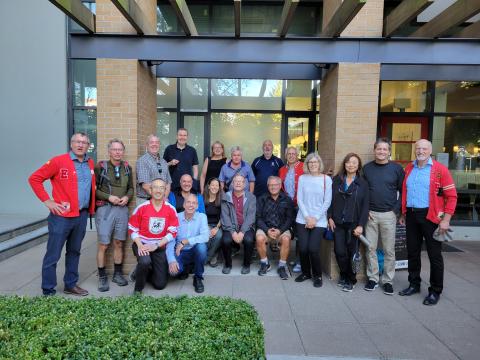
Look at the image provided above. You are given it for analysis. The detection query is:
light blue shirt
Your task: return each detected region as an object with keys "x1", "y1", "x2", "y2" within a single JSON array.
[
  {"x1": 166, "y1": 211, "x2": 209, "y2": 264},
  {"x1": 284, "y1": 167, "x2": 295, "y2": 200},
  {"x1": 70, "y1": 151, "x2": 91, "y2": 210},
  {"x1": 406, "y1": 157, "x2": 432, "y2": 208}
]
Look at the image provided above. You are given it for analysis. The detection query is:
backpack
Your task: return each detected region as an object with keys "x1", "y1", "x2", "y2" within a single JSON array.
[{"x1": 96, "y1": 161, "x2": 130, "y2": 207}]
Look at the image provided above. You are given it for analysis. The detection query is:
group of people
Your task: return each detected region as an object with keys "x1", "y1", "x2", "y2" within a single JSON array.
[{"x1": 29, "y1": 129, "x2": 457, "y2": 305}]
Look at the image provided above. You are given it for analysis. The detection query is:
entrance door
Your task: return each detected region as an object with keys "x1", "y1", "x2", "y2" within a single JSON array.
[
  {"x1": 379, "y1": 116, "x2": 429, "y2": 167},
  {"x1": 286, "y1": 114, "x2": 315, "y2": 160},
  {"x1": 182, "y1": 113, "x2": 206, "y2": 172}
]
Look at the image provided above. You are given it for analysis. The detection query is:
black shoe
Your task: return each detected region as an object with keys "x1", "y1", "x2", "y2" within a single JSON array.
[
  {"x1": 193, "y1": 277, "x2": 204, "y2": 293},
  {"x1": 398, "y1": 285, "x2": 420, "y2": 296},
  {"x1": 313, "y1": 277, "x2": 323, "y2": 288},
  {"x1": 241, "y1": 265, "x2": 250, "y2": 275},
  {"x1": 258, "y1": 262, "x2": 271, "y2": 276},
  {"x1": 342, "y1": 282, "x2": 354, "y2": 292},
  {"x1": 295, "y1": 274, "x2": 311, "y2": 283},
  {"x1": 383, "y1": 283, "x2": 394, "y2": 296},
  {"x1": 98, "y1": 275, "x2": 109, "y2": 292},
  {"x1": 423, "y1": 292, "x2": 440, "y2": 306},
  {"x1": 112, "y1": 273, "x2": 128, "y2": 287},
  {"x1": 277, "y1": 266, "x2": 288, "y2": 280},
  {"x1": 364, "y1": 280, "x2": 378, "y2": 292},
  {"x1": 337, "y1": 277, "x2": 346, "y2": 287},
  {"x1": 178, "y1": 271, "x2": 189, "y2": 280},
  {"x1": 222, "y1": 266, "x2": 231, "y2": 274}
]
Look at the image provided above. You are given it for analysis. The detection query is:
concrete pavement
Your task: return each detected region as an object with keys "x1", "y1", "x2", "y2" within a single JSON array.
[{"x1": 1, "y1": 231, "x2": 479, "y2": 360}]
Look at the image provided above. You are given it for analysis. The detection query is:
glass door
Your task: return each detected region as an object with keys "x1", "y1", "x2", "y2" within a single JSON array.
[
  {"x1": 182, "y1": 113, "x2": 206, "y2": 173},
  {"x1": 379, "y1": 116, "x2": 429, "y2": 167},
  {"x1": 286, "y1": 114, "x2": 315, "y2": 160}
]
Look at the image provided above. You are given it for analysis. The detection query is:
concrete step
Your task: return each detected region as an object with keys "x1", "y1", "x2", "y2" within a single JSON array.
[
  {"x1": 0, "y1": 218, "x2": 47, "y2": 243},
  {"x1": 0, "y1": 226, "x2": 48, "y2": 262}
]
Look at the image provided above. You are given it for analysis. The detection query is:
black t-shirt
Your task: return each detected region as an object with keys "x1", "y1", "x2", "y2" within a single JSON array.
[
  {"x1": 205, "y1": 157, "x2": 227, "y2": 184},
  {"x1": 205, "y1": 200, "x2": 221, "y2": 225},
  {"x1": 363, "y1": 161, "x2": 404, "y2": 213},
  {"x1": 163, "y1": 143, "x2": 199, "y2": 190}
]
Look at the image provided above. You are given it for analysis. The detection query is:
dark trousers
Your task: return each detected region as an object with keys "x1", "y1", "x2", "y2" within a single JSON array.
[
  {"x1": 42, "y1": 210, "x2": 88, "y2": 294},
  {"x1": 296, "y1": 223, "x2": 324, "y2": 278},
  {"x1": 406, "y1": 209, "x2": 444, "y2": 294},
  {"x1": 132, "y1": 243, "x2": 168, "y2": 292},
  {"x1": 222, "y1": 229, "x2": 254, "y2": 267},
  {"x1": 334, "y1": 223, "x2": 357, "y2": 284},
  {"x1": 176, "y1": 243, "x2": 208, "y2": 279}
]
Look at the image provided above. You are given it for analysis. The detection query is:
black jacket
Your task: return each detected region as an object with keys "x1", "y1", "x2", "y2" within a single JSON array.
[
  {"x1": 327, "y1": 175, "x2": 369, "y2": 228},
  {"x1": 256, "y1": 191, "x2": 295, "y2": 233}
]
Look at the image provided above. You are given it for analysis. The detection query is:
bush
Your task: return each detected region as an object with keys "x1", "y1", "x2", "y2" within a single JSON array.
[{"x1": 0, "y1": 295, "x2": 265, "y2": 359}]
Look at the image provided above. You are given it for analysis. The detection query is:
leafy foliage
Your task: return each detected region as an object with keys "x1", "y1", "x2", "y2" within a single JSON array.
[{"x1": 0, "y1": 295, "x2": 265, "y2": 359}]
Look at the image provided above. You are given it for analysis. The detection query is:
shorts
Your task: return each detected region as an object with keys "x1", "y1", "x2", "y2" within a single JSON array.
[
  {"x1": 95, "y1": 205, "x2": 129, "y2": 244},
  {"x1": 256, "y1": 228, "x2": 292, "y2": 242}
]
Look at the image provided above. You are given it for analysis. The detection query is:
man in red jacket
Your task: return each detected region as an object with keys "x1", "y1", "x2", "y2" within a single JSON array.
[
  {"x1": 399, "y1": 139, "x2": 457, "y2": 305},
  {"x1": 29, "y1": 132, "x2": 96, "y2": 296}
]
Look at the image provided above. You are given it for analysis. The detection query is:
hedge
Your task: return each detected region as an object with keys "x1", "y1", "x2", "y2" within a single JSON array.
[{"x1": 0, "y1": 295, "x2": 265, "y2": 360}]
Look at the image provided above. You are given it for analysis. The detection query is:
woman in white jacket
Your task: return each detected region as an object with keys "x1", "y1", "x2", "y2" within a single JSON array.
[{"x1": 295, "y1": 152, "x2": 332, "y2": 287}]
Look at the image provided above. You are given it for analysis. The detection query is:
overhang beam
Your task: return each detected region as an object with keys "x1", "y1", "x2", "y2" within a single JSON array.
[
  {"x1": 234, "y1": 0, "x2": 241, "y2": 38},
  {"x1": 110, "y1": 0, "x2": 153, "y2": 35},
  {"x1": 277, "y1": 0, "x2": 299, "y2": 37},
  {"x1": 49, "y1": 0, "x2": 95, "y2": 33},
  {"x1": 410, "y1": 0, "x2": 480, "y2": 38},
  {"x1": 322, "y1": 0, "x2": 366, "y2": 37},
  {"x1": 384, "y1": 0, "x2": 433, "y2": 37},
  {"x1": 454, "y1": 21, "x2": 480, "y2": 38},
  {"x1": 168, "y1": 0, "x2": 198, "y2": 36}
]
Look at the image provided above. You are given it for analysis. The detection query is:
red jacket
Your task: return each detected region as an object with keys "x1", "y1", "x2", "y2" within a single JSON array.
[
  {"x1": 279, "y1": 161, "x2": 304, "y2": 205},
  {"x1": 401, "y1": 159, "x2": 457, "y2": 224},
  {"x1": 29, "y1": 153, "x2": 96, "y2": 217}
]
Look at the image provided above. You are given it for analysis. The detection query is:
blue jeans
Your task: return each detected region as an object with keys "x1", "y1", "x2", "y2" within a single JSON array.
[
  {"x1": 42, "y1": 210, "x2": 88, "y2": 294},
  {"x1": 176, "y1": 243, "x2": 207, "y2": 279}
]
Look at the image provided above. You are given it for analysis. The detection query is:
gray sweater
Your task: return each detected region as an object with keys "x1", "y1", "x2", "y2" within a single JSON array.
[{"x1": 221, "y1": 191, "x2": 256, "y2": 233}]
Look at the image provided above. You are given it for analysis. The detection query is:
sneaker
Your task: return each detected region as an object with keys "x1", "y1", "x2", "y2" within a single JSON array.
[
  {"x1": 128, "y1": 268, "x2": 137, "y2": 282},
  {"x1": 98, "y1": 275, "x2": 109, "y2": 292},
  {"x1": 313, "y1": 277, "x2": 323, "y2": 288},
  {"x1": 258, "y1": 262, "x2": 271, "y2": 276},
  {"x1": 222, "y1": 266, "x2": 232, "y2": 274},
  {"x1": 277, "y1": 266, "x2": 288, "y2": 280},
  {"x1": 337, "y1": 277, "x2": 347, "y2": 287},
  {"x1": 383, "y1": 283, "x2": 394, "y2": 295},
  {"x1": 364, "y1": 280, "x2": 378, "y2": 292},
  {"x1": 112, "y1": 273, "x2": 128, "y2": 287},
  {"x1": 342, "y1": 282, "x2": 354, "y2": 292},
  {"x1": 241, "y1": 265, "x2": 251, "y2": 275},
  {"x1": 292, "y1": 263, "x2": 302, "y2": 273}
]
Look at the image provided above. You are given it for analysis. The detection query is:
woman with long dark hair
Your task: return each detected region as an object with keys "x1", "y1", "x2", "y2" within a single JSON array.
[
  {"x1": 327, "y1": 153, "x2": 369, "y2": 292},
  {"x1": 203, "y1": 177, "x2": 224, "y2": 267}
]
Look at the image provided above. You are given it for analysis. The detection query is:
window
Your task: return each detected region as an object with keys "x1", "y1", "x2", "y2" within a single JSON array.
[
  {"x1": 285, "y1": 80, "x2": 313, "y2": 111},
  {"x1": 157, "y1": 78, "x2": 177, "y2": 108},
  {"x1": 157, "y1": 112, "x2": 177, "y2": 152},
  {"x1": 381, "y1": 81, "x2": 428, "y2": 112},
  {"x1": 435, "y1": 81, "x2": 480, "y2": 113},
  {"x1": 180, "y1": 78, "x2": 208, "y2": 111}
]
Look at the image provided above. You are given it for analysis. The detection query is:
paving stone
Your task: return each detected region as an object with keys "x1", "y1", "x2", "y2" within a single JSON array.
[{"x1": 263, "y1": 320, "x2": 304, "y2": 355}]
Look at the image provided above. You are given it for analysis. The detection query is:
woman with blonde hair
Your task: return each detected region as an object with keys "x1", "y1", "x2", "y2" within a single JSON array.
[
  {"x1": 200, "y1": 141, "x2": 227, "y2": 194},
  {"x1": 295, "y1": 152, "x2": 332, "y2": 287}
]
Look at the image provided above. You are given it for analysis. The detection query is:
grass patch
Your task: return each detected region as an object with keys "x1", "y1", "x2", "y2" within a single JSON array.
[{"x1": 0, "y1": 295, "x2": 265, "y2": 359}]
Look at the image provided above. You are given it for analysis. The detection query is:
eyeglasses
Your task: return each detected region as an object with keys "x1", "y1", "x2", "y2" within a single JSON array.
[
  {"x1": 73, "y1": 140, "x2": 89, "y2": 145},
  {"x1": 308, "y1": 160, "x2": 319, "y2": 164},
  {"x1": 110, "y1": 148, "x2": 124, "y2": 152},
  {"x1": 114, "y1": 166, "x2": 121, "y2": 179}
]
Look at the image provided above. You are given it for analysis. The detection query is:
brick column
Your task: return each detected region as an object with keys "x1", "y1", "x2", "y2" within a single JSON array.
[
  {"x1": 96, "y1": 0, "x2": 157, "y2": 274},
  {"x1": 319, "y1": 0, "x2": 384, "y2": 279}
]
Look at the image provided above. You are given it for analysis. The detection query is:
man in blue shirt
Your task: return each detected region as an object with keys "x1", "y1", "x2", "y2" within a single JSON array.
[
  {"x1": 167, "y1": 194, "x2": 209, "y2": 293},
  {"x1": 252, "y1": 140, "x2": 284, "y2": 197}
]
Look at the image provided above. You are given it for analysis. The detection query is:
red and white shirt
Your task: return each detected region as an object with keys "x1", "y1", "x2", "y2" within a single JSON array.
[{"x1": 128, "y1": 201, "x2": 178, "y2": 246}]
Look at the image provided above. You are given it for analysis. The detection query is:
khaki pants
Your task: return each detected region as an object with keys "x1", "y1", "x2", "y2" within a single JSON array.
[{"x1": 365, "y1": 211, "x2": 397, "y2": 284}]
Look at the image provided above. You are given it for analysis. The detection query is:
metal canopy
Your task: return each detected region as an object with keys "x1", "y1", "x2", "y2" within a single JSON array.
[
  {"x1": 49, "y1": 0, "x2": 95, "y2": 33},
  {"x1": 322, "y1": 0, "x2": 366, "y2": 37},
  {"x1": 384, "y1": 0, "x2": 433, "y2": 37},
  {"x1": 455, "y1": 21, "x2": 480, "y2": 38},
  {"x1": 168, "y1": 0, "x2": 198, "y2": 36},
  {"x1": 70, "y1": 34, "x2": 480, "y2": 66},
  {"x1": 110, "y1": 0, "x2": 152, "y2": 35}
]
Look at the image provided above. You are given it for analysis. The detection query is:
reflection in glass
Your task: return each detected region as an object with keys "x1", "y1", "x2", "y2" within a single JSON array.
[
  {"x1": 180, "y1": 79, "x2": 208, "y2": 111},
  {"x1": 157, "y1": 5, "x2": 180, "y2": 33},
  {"x1": 285, "y1": 80, "x2": 313, "y2": 111},
  {"x1": 211, "y1": 113, "x2": 281, "y2": 163},
  {"x1": 241, "y1": 5, "x2": 282, "y2": 34},
  {"x1": 184, "y1": 115, "x2": 205, "y2": 174},
  {"x1": 435, "y1": 81, "x2": 480, "y2": 113},
  {"x1": 289, "y1": 5, "x2": 320, "y2": 36},
  {"x1": 387, "y1": 123, "x2": 421, "y2": 163},
  {"x1": 190, "y1": 5, "x2": 210, "y2": 34},
  {"x1": 287, "y1": 117, "x2": 309, "y2": 159},
  {"x1": 380, "y1": 81, "x2": 427, "y2": 112},
  {"x1": 212, "y1": 5, "x2": 234, "y2": 34},
  {"x1": 157, "y1": 78, "x2": 177, "y2": 108},
  {"x1": 73, "y1": 60, "x2": 96, "y2": 107},
  {"x1": 157, "y1": 112, "x2": 177, "y2": 152},
  {"x1": 74, "y1": 109, "x2": 97, "y2": 162},
  {"x1": 211, "y1": 79, "x2": 282, "y2": 110}
]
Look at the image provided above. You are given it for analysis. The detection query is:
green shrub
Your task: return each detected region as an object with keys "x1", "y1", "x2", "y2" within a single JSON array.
[{"x1": 0, "y1": 295, "x2": 265, "y2": 359}]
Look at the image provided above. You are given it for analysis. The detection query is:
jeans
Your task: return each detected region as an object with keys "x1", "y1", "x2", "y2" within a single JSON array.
[
  {"x1": 132, "y1": 242, "x2": 168, "y2": 292},
  {"x1": 295, "y1": 223, "x2": 324, "y2": 278},
  {"x1": 207, "y1": 226, "x2": 223, "y2": 261},
  {"x1": 406, "y1": 209, "x2": 443, "y2": 294},
  {"x1": 42, "y1": 210, "x2": 88, "y2": 294},
  {"x1": 222, "y1": 229, "x2": 254, "y2": 267},
  {"x1": 176, "y1": 243, "x2": 208, "y2": 279},
  {"x1": 334, "y1": 223, "x2": 357, "y2": 284}
]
